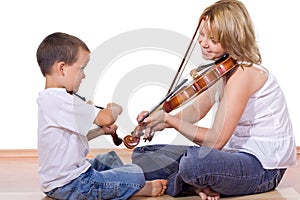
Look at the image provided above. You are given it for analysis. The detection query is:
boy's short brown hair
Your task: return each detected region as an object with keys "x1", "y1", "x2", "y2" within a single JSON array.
[{"x1": 36, "y1": 32, "x2": 90, "y2": 76}]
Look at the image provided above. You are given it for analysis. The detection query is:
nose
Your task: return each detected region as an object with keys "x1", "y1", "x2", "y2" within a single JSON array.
[{"x1": 198, "y1": 36, "x2": 209, "y2": 48}]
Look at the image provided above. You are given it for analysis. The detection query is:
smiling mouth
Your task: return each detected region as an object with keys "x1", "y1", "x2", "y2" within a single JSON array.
[{"x1": 201, "y1": 50, "x2": 211, "y2": 55}]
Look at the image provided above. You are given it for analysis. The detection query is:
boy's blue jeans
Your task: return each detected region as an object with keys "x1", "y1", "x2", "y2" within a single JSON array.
[
  {"x1": 45, "y1": 151, "x2": 145, "y2": 200},
  {"x1": 132, "y1": 144, "x2": 286, "y2": 197}
]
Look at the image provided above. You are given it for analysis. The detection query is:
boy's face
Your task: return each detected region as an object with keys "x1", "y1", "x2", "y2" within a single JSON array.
[{"x1": 64, "y1": 48, "x2": 90, "y2": 93}]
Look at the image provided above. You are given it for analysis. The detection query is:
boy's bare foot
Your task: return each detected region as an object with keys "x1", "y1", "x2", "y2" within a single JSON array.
[
  {"x1": 192, "y1": 186, "x2": 220, "y2": 200},
  {"x1": 133, "y1": 179, "x2": 168, "y2": 197}
]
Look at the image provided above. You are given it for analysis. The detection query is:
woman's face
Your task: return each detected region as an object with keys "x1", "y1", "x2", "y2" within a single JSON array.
[{"x1": 198, "y1": 20, "x2": 227, "y2": 61}]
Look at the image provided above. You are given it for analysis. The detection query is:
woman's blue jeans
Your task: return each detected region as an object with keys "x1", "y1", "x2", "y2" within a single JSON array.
[
  {"x1": 45, "y1": 151, "x2": 145, "y2": 200},
  {"x1": 132, "y1": 144, "x2": 286, "y2": 197}
]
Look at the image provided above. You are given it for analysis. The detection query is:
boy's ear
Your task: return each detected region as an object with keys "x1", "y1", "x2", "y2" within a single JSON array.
[{"x1": 56, "y1": 62, "x2": 65, "y2": 76}]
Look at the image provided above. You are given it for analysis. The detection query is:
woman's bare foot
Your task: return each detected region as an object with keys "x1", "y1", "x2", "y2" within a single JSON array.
[
  {"x1": 133, "y1": 179, "x2": 168, "y2": 197},
  {"x1": 192, "y1": 186, "x2": 220, "y2": 200}
]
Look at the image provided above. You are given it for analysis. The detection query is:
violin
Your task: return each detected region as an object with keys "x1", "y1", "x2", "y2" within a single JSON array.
[
  {"x1": 73, "y1": 92, "x2": 123, "y2": 146},
  {"x1": 163, "y1": 54, "x2": 237, "y2": 112},
  {"x1": 123, "y1": 54, "x2": 237, "y2": 149}
]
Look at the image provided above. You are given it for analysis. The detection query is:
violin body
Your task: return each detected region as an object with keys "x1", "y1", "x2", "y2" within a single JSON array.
[
  {"x1": 163, "y1": 55, "x2": 237, "y2": 113},
  {"x1": 123, "y1": 55, "x2": 238, "y2": 149}
]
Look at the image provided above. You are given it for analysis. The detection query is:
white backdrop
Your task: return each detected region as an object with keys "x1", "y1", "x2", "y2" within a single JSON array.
[{"x1": 0, "y1": 0, "x2": 299, "y2": 149}]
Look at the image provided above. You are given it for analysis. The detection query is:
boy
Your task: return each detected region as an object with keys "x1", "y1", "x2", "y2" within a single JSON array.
[{"x1": 36, "y1": 32, "x2": 167, "y2": 199}]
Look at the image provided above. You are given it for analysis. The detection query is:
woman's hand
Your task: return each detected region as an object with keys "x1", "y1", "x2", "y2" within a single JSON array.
[{"x1": 136, "y1": 110, "x2": 168, "y2": 140}]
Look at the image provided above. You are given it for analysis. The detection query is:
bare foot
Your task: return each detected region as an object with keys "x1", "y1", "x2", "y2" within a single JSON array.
[
  {"x1": 133, "y1": 179, "x2": 168, "y2": 197},
  {"x1": 193, "y1": 186, "x2": 220, "y2": 200}
]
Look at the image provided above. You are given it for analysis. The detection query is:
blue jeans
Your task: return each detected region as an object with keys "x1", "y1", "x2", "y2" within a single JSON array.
[
  {"x1": 132, "y1": 144, "x2": 286, "y2": 197},
  {"x1": 46, "y1": 151, "x2": 145, "y2": 200}
]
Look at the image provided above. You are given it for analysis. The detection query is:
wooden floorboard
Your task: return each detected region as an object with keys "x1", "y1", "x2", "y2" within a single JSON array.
[{"x1": 0, "y1": 148, "x2": 299, "y2": 199}]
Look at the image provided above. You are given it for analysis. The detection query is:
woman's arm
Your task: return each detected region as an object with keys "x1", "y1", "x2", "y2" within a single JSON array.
[
  {"x1": 174, "y1": 79, "x2": 222, "y2": 123},
  {"x1": 167, "y1": 67, "x2": 265, "y2": 149},
  {"x1": 141, "y1": 80, "x2": 220, "y2": 133},
  {"x1": 146, "y1": 67, "x2": 265, "y2": 149}
]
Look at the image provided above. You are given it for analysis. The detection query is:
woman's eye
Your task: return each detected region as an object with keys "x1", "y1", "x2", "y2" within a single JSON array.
[{"x1": 210, "y1": 38, "x2": 217, "y2": 44}]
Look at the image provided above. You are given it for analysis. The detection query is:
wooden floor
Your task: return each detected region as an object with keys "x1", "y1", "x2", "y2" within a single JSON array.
[{"x1": 0, "y1": 148, "x2": 300, "y2": 200}]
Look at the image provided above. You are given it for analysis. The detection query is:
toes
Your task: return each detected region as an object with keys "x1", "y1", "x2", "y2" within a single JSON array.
[{"x1": 199, "y1": 192, "x2": 207, "y2": 200}]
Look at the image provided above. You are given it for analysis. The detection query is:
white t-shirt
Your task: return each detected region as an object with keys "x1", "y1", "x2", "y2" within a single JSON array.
[
  {"x1": 37, "y1": 88, "x2": 98, "y2": 192},
  {"x1": 223, "y1": 70, "x2": 296, "y2": 169}
]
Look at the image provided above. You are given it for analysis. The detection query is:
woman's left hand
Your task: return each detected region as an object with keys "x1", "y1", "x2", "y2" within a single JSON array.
[{"x1": 140, "y1": 110, "x2": 167, "y2": 139}]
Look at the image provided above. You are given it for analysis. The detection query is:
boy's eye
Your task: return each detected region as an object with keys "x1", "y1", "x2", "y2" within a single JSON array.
[{"x1": 79, "y1": 67, "x2": 85, "y2": 72}]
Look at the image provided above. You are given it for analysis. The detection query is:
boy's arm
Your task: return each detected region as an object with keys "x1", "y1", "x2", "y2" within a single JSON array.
[{"x1": 87, "y1": 125, "x2": 118, "y2": 141}]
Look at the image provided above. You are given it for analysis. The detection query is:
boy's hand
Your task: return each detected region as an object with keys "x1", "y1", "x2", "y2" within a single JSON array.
[
  {"x1": 102, "y1": 124, "x2": 118, "y2": 135},
  {"x1": 102, "y1": 124, "x2": 123, "y2": 146},
  {"x1": 87, "y1": 124, "x2": 119, "y2": 141}
]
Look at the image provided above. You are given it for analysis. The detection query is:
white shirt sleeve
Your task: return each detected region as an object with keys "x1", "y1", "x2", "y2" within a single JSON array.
[{"x1": 58, "y1": 94, "x2": 99, "y2": 136}]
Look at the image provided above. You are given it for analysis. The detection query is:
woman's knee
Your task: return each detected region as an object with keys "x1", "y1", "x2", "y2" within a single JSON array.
[
  {"x1": 178, "y1": 148, "x2": 196, "y2": 181},
  {"x1": 178, "y1": 146, "x2": 214, "y2": 182}
]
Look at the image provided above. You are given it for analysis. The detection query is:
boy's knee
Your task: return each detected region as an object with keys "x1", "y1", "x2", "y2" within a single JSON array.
[{"x1": 125, "y1": 164, "x2": 146, "y2": 185}]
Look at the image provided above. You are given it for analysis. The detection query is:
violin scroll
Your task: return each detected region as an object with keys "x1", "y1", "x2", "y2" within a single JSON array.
[
  {"x1": 123, "y1": 124, "x2": 154, "y2": 149},
  {"x1": 123, "y1": 135, "x2": 140, "y2": 149}
]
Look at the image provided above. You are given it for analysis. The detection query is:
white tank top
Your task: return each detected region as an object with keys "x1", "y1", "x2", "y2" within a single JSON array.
[{"x1": 223, "y1": 68, "x2": 296, "y2": 169}]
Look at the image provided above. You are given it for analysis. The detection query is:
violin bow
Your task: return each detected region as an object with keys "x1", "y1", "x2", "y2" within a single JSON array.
[
  {"x1": 136, "y1": 20, "x2": 202, "y2": 136},
  {"x1": 123, "y1": 18, "x2": 204, "y2": 149},
  {"x1": 138, "y1": 19, "x2": 202, "y2": 129},
  {"x1": 167, "y1": 19, "x2": 202, "y2": 96}
]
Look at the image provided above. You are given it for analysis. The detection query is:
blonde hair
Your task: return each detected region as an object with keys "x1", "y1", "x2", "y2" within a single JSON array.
[{"x1": 201, "y1": 0, "x2": 261, "y2": 65}]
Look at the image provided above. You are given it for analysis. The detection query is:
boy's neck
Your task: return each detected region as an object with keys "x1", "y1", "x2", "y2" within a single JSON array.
[{"x1": 45, "y1": 75, "x2": 64, "y2": 89}]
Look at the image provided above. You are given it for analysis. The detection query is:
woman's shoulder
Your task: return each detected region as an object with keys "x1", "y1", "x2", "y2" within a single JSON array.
[{"x1": 227, "y1": 65, "x2": 268, "y2": 94}]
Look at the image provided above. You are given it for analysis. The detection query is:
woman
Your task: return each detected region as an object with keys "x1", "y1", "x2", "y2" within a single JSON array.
[{"x1": 131, "y1": 0, "x2": 296, "y2": 199}]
